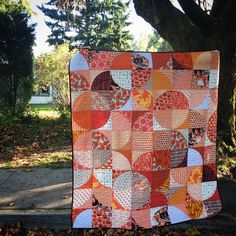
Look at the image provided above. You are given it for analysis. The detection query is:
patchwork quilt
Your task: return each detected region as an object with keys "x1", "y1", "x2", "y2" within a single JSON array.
[{"x1": 69, "y1": 49, "x2": 222, "y2": 229}]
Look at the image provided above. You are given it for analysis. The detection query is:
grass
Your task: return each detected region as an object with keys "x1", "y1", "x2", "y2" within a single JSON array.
[
  {"x1": 0, "y1": 151, "x2": 72, "y2": 168},
  {"x1": 29, "y1": 104, "x2": 58, "y2": 111},
  {"x1": 29, "y1": 104, "x2": 60, "y2": 119},
  {"x1": 0, "y1": 104, "x2": 72, "y2": 168}
]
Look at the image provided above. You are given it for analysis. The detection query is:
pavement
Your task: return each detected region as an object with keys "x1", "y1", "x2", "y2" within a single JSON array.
[
  {"x1": 0, "y1": 168, "x2": 72, "y2": 228},
  {"x1": 0, "y1": 168, "x2": 236, "y2": 231},
  {"x1": 0, "y1": 168, "x2": 72, "y2": 210}
]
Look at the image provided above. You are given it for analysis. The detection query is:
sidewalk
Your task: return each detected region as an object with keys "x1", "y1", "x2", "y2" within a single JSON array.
[
  {"x1": 0, "y1": 168, "x2": 236, "y2": 231},
  {"x1": 0, "y1": 168, "x2": 71, "y2": 228}
]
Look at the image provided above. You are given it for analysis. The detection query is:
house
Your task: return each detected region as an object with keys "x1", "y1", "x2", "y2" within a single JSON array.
[{"x1": 29, "y1": 82, "x2": 53, "y2": 104}]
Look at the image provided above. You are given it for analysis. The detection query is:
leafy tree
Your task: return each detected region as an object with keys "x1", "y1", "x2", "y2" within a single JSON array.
[
  {"x1": 39, "y1": 0, "x2": 133, "y2": 50},
  {"x1": 35, "y1": 44, "x2": 76, "y2": 112},
  {"x1": 0, "y1": 0, "x2": 35, "y2": 115},
  {"x1": 146, "y1": 31, "x2": 173, "y2": 52},
  {"x1": 132, "y1": 31, "x2": 172, "y2": 52},
  {"x1": 133, "y1": 0, "x2": 236, "y2": 154}
]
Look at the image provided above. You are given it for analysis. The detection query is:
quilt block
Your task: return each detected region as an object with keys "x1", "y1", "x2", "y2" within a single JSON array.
[{"x1": 70, "y1": 49, "x2": 222, "y2": 229}]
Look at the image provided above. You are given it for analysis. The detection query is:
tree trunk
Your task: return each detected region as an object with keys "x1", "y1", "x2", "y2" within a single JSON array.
[
  {"x1": 217, "y1": 39, "x2": 236, "y2": 154},
  {"x1": 133, "y1": 0, "x2": 236, "y2": 155}
]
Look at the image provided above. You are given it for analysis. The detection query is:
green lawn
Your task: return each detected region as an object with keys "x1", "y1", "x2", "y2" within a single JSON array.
[
  {"x1": 29, "y1": 104, "x2": 58, "y2": 111},
  {"x1": 29, "y1": 104, "x2": 61, "y2": 119}
]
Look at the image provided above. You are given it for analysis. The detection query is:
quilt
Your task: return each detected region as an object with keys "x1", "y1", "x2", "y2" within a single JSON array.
[{"x1": 69, "y1": 49, "x2": 222, "y2": 229}]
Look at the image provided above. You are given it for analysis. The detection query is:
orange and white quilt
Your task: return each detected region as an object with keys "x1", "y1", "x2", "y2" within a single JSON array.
[{"x1": 69, "y1": 49, "x2": 222, "y2": 229}]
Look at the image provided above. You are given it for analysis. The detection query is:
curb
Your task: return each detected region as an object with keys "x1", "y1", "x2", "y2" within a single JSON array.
[{"x1": 1, "y1": 210, "x2": 236, "y2": 231}]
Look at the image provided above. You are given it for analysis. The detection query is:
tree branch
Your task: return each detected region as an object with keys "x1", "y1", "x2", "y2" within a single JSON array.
[
  {"x1": 133, "y1": 0, "x2": 206, "y2": 51},
  {"x1": 218, "y1": 0, "x2": 236, "y2": 35},
  {"x1": 210, "y1": 0, "x2": 229, "y2": 19},
  {"x1": 177, "y1": 0, "x2": 216, "y2": 33}
]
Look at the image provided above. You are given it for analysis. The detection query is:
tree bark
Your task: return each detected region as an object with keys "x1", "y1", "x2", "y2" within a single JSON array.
[
  {"x1": 133, "y1": 0, "x2": 236, "y2": 154},
  {"x1": 218, "y1": 36, "x2": 236, "y2": 153}
]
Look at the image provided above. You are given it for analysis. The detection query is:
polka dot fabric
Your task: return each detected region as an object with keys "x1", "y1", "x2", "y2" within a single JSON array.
[{"x1": 70, "y1": 49, "x2": 222, "y2": 229}]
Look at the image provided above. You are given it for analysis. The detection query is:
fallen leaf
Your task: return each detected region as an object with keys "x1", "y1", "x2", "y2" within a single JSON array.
[
  {"x1": 8, "y1": 202, "x2": 15, "y2": 207},
  {"x1": 16, "y1": 221, "x2": 21, "y2": 229},
  {"x1": 61, "y1": 195, "x2": 69, "y2": 199},
  {"x1": 184, "y1": 227, "x2": 201, "y2": 236}
]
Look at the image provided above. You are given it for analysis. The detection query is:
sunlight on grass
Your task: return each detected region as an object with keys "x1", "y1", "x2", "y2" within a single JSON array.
[
  {"x1": 36, "y1": 110, "x2": 60, "y2": 119},
  {"x1": 29, "y1": 104, "x2": 61, "y2": 119}
]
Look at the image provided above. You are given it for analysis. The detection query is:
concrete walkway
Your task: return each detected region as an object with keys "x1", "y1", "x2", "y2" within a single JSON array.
[
  {"x1": 0, "y1": 168, "x2": 71, "y2": 228},
  {"x1": 0, "y1": 168, "x2": 71, "y2": 210},
  {"x1": 0, "y1": 168, "x2": 236, "y2": 230}
]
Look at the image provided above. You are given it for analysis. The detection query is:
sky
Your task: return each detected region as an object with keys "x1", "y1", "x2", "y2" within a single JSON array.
[{"x1": 29, "y1": 0, "x2": 156, "y2": 57}]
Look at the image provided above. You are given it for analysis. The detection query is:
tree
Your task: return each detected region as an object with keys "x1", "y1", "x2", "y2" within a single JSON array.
[
  {"x1": 38, "y1": 0, "x2": 75, "y2": 46},
  {"x1": 39, "y1": 0, "x2": 133, "y2": 50},
  {"x1": 132, "y1": 31, "x2": 173, "y2": 52},
  {"x1": 146, "y1": 31, "x2": 173, "y2": 52},
  {"x1": 35, "y1": 44, "x2": 76, "y2": 112},
  {"x1": 0, "y1": 0, "x2": 35, "y2": 115},
  {"x1": 133, "y1": 0, "x2": 236, "y2": 154}
]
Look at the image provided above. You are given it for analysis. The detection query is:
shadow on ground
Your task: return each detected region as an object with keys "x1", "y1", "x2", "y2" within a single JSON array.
[{"x1": 0, "y1": 168, "x2": 236, "y2": 232}]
